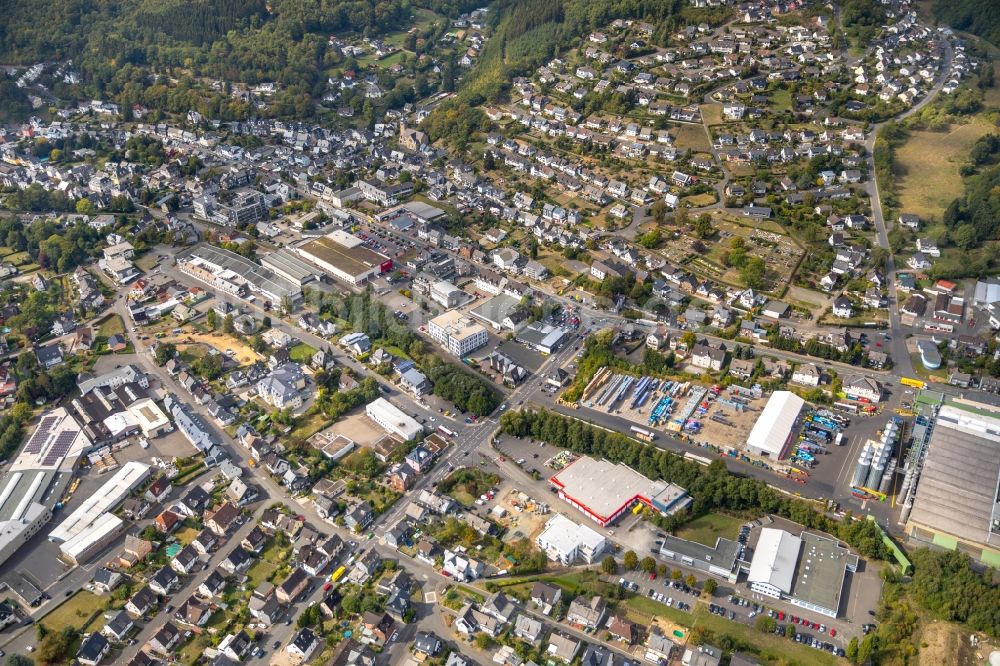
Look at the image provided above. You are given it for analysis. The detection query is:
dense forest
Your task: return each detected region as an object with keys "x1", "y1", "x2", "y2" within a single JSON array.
[
  {"x1": 934, "y1": 0, "x2": 1000, "y2": 48},
  {"x1": 0, "y1": 0, "x2": 480, "y2": 120}
]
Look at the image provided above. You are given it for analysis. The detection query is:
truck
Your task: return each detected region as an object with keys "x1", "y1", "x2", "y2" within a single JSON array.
[{"x1": 629, "y1": 426, "x2": 655, "y2": 442}]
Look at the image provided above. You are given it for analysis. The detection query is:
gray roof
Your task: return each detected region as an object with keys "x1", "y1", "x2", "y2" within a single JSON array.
[
  {"x1": 470, "y1": 293, "x2": 521, "y2": 327},
  {"x1": 909, "y1": 404, "x2": 1000, "y2": 549},
  {"x1": 790, "y1": 532, "x2": 858, "y2": 615},
  {"x1": 658, "y1": 533, "x2": 741, "y2": 571}
]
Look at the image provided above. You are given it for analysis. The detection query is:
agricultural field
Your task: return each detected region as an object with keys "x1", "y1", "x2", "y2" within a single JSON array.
[{"x1": 895, "y1": 118, "x2": 995, "y2": 220}]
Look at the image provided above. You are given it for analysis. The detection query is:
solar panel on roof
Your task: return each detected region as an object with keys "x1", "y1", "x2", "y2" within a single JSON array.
[{"x1": 24, "y1": 416, "x2": 59, "y2": 454}]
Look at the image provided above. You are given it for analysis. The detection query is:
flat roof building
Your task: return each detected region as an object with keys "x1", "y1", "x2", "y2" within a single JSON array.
[
  {"x1": 516, "y1": 322, "x2": 571, "y2": 355},
  {"x1": 745, "y1": 391, "x2": 805, "y2": 459},
  {"x1": 427, "y1": 311, "x2": 489, "y2": 357},
  {"x1": 295, "y1": 231, "x2": 392, "y2": 286},
  {"x1": 365, "y1": 398, "x2": 423, "y2": 442},
  {"x1": 747, "y1": 527, "x2": 858, "y2": 618},
  {"x1": 127, "y1": 399, "x2": 171, "y2": 439},
  {"x1": 658, "y1": 534, "x2": 741, "y2": 582},
  {"x1": 549, "y1": 457, "x2": 691, "y2": 527},
  {"x1": 0, "y1": 408, "x2": 91, "y2": 567},
  {"x1": 179, "y1": 244, "x2": 301, "y2": 304},
  {"x1": 906, "y1": 401, "x2": 1000, "y2": 566},
  {"x1": 260, "y1": 249, "x2": 318, "y2": 287},
  {"x1": 535, "y1": 514, "x2": 608, "y2": 565}
]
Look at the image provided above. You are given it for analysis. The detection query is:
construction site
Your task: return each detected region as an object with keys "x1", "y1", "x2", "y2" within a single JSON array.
[{"x1": 494, "y1": 489, "x2": 552, "y2": 543}]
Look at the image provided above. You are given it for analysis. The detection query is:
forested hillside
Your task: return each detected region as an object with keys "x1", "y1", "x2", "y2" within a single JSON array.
[
  {"x1": 455, "y1": 0, "x2": 702, "y2": 104},
  {"x1": 934, "y1": 0, "x2": 1000, "y2": 48},
  {"x1": 423, "y1": 0, "x2": 726, "y2": 145},
  {"x1": 0, "y1": 0, "x2": 477, "y2": 116}
]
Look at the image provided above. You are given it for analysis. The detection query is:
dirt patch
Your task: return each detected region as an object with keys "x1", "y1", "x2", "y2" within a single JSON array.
[
  {"x1": 918, "y1": 621, "x2": 987, "y2": 666},
  {"x1": 159, "y1": 331, "x2": 263, "y2": 365},
  {"x1": 312, "y1": 411, "x2": 387, "y2": 448},
  {"x1": 498, "y1": 489, "x2": 552, "y2": 542}
]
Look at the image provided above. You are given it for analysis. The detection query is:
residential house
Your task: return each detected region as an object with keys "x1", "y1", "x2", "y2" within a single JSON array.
[
  {"x1": 530, "y1": 581, "x2": 562, "y2": 615},
  {"x1": 547, "y1": 633, "x2": 581, "y2": 663},
  {"x1": 288, "y1": 628, "x2": 321, "y2": 662},
  {"x1": 149, "y1": 566, "x2": 180, "y2": 596},
  {"x1": 566, "y1": 596, "x2": 606, "y2": 630},
  {"x1": 78, "y1": 633, "x2": 111, "y2": 666}
]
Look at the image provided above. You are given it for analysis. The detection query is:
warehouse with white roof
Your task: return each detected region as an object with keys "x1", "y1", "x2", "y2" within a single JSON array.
[
  {"x1": 50, "y1": 461, "x2": 151, "y2": 563},
  {"x1": 365, "y1": 398, "x2": 423, "y2": 442},
  {"x1": 745, "y1": 391, "x2": 805, "y2": 459},
  {"x1": 747, "y1": 527, "x2": 858, "y2": 618},
  {"x1": 747, "y1": 528, "x2": 801, "y2": 598}
]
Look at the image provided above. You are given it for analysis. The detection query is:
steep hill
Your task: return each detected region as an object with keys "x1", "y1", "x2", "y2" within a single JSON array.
[{"x1": 934, "y1": 0, "x2": 1000, "y2": 48}]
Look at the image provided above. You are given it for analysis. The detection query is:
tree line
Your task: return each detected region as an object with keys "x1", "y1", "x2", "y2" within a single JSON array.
[{"x1": 498, "y1": 408, "x2": 889, "y2": 559}]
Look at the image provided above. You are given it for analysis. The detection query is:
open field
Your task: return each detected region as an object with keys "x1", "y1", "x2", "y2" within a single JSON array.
[
  {"x1": 136, "y1": 253, "x2": 160, "y2": 272},
  {"x1": 896, "y1": 119, "x2": 994, "y2": 220},
  {"x1": 700, "y1": 103, "x2": 724, "y2": 126},
  {"x1": 684, "y1": 192, "x2": 717, "y2": 207},
  {"x1": 918, "y1": 620, "x2": 998, "y2": 666},
  {"x1": 96, "y1": 314, "x2": 126, "y2": 338},
  {"x1": 674, "y1": 512, "x2": 746, "y2": 545},
  {"x1": 41, "y1": 591, "x2": 106, "y2": 634},
  {"x1": 673, "y1": 123, "x2": 712, "y2": 153}
]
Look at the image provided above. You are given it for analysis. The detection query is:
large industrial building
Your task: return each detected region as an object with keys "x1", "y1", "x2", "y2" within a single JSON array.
[
  {"x1": 747, "y1": 528, "x2": 858, "y2": 618},
  {"x1": 178, "y1": 244, "x2": 302, "y2": 304},
  {"x1": 905, "y1": 399, "x2": 1000, "y2": 566},
  {"x1": 260, "y1": 248, "x2": 319, "y2": 287},
  {"x1": 365, "y1": 398, "x2": 424, "y2": 442},
  {"x1": 294, "y1": 231, "x2": 392, "y2": 286},
  {"x1": 745, "y1": 391, "x2": 805, "y2": 459},
  {"x1": 50, "y1": 461, "x2": 151, "y2": 564},
  {"x1": 427, "y1": 311, "x2": 489, "y2": 357},
  {"x1": 535, "y1": 514, "x2": 607, "y2": 565},
  {"x1": 0, "y1": 409, "x2": 91, "y2": 568},
  {"x1": 549, "y1": 457, "x2": 691, "y2": 527}
]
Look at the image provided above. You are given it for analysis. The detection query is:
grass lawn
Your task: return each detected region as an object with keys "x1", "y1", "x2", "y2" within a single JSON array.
[
  {"x1": 700, "y1": 103, "x2": 724, "y2": 126},
  {"x1": 96, "y1": 314, "x2": 126, "y2": 338},
  {"x1": 895, "y1": 118, "x2": 994, "y2": 220},
  {"x1": 6, "y1": 251, "x2": 31, "y2": 266},
  {"x1": 289, "y1": 342, "x2": 318, "y2": 363},
  {"x1": 675, "y1": 513, "x2": 746, "y2": 545},
  {"x1": 174, "y1": 526, "x2": 200, "y2": 546},
  {"x1": 770, "y1": 88, "x2": 793, "y2": 112},
  {"x1": 41, "y1": 591, "x2": 105, "y2": 633},
  {"x1": 290, "y1": 410, "x2": 333, "y2": 441},
  {"x1": 246, "y1": 559, "x2": 279, "y2": 590},
  {"x1": 684, "y1": 193, "x2": 717, "y2": 207},
  {"x1": 674, "y1": 124, "x2": 712, "y2": 153}
]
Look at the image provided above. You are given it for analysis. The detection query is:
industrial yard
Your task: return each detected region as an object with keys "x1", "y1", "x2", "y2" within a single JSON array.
[
  {"x1": 569, "y1": 366, "x2": 862, "y2": 492},
  {"x1": 579, "y1": 367, "x2": 769, "y2": 441}
]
